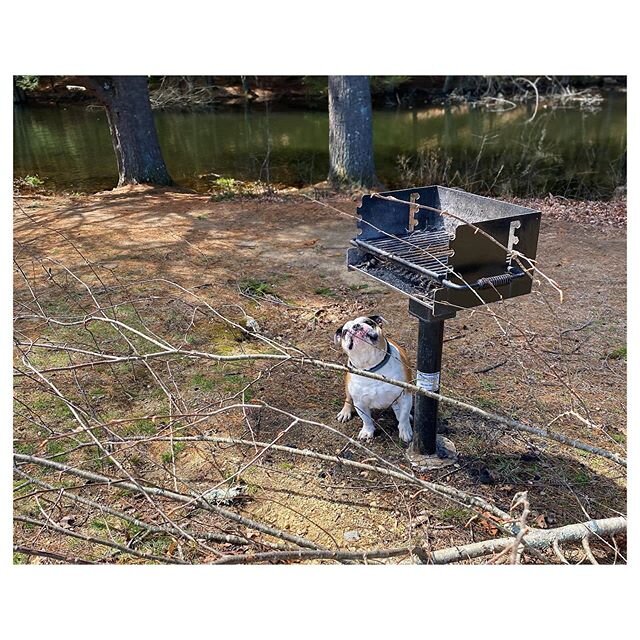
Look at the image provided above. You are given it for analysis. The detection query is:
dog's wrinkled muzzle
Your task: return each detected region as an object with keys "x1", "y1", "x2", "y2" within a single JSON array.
[{"x1": 347, "y1": 327, "x2": 377, "y2": 346}]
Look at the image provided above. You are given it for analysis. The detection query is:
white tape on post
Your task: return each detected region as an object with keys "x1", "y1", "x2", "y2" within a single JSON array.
[{"x1": 416, "y1": 370, "x2": 440, "y2": 392}]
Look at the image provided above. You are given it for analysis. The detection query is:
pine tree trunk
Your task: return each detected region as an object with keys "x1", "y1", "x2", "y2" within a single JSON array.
[
  {"x1": 327, "y1": 76, "x2": 376, "y2": 188},
  {"x1": 87, "y1": 76, "x2": 173, "y2": 187}
]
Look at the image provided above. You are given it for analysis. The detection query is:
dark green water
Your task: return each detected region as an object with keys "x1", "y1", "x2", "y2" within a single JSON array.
[{"x1": 13, "y1": 94, "x2": 626, "y2": 197}]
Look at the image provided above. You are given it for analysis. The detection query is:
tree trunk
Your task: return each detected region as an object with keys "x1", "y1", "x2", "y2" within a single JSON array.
[
  {"x1": 86, "y1": 76, "x2": 172, "y2": 187},
  {"x1": 13, "y1": 77, "x2": 27, "y2": 104},
  {"x1": 327, "y1": 76, "x2": 376, "y2": 188}
]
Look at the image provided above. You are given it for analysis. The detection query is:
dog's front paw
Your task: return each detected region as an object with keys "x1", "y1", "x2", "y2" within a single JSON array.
[
  {"x1": 398, "y1": 426, "x2": 413, "y2": 444},
  {"x1": 358, "y1": 426, "x2": 375, "y2": 441},
  {"x1": 336, "y1": 406, "x2": 353, "y2": 423}
]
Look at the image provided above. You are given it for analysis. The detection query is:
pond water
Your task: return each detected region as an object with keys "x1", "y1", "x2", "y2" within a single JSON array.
[{"x1": 13, "y1": 93, "x2": 626, "y2": 198}]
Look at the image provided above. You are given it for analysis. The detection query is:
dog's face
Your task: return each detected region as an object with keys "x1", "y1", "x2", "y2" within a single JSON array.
[{"x1": 334, "y1": 315, "x2": 386, "y2": 355}]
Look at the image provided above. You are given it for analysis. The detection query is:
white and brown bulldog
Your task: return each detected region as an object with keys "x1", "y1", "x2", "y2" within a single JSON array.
[{"x1": 334, "y1": 315, "x2": 413, "y2": 443}]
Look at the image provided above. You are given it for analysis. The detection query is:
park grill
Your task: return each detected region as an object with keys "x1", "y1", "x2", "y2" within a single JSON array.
[{"x1": 347, "y1": 186, "x2": 541, "y2": 466}]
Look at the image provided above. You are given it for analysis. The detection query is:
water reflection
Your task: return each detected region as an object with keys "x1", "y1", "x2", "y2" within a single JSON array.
[{"x1": 13, "y1": 94, "x2": 626, "y2": 197}]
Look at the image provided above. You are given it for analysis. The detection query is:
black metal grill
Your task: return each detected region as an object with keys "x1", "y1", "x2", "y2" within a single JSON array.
[{"x1": 348, "y1": 185, "x2": 541, "y2": 318}]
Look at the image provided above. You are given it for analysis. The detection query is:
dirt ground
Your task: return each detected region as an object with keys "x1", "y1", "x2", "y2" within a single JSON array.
[{"x1": 13, "y1": 187, "x2": 627, "y2": 563}]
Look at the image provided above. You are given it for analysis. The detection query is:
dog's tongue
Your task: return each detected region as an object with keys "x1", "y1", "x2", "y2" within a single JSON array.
[{"x1": 353, "y1": 327, "x2": 371, "y2": 341}]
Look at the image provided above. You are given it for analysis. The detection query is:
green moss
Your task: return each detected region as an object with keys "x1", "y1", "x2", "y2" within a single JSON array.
[
  {"x1": 14, "y1": 440, "x2": 36, "y2": 455},
  {"x1": 144, "y1": 535, "x2": 172, "y2": 556},
  {"x1": 440, "y1": 507, "x2": 471, "y2": 524},
  {"x1": 190, "y1": 320, "x2": 248, "y2": 355},
  {"x1": 90, "y1": 519, "x2": 108, "y2": 531}
]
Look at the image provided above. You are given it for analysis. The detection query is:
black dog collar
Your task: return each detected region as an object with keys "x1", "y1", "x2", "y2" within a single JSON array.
[{"x1": 349, "y1": 341, "x2": 392, "y2": 372}]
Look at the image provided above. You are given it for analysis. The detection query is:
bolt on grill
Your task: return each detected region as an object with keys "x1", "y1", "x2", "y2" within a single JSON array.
[{"x1": 346, "y1": 186, "x2": 542, "y2": 467}]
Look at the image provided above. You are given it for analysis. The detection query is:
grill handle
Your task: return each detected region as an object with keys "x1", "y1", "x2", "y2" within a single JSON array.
[{"x1": 442, "y1": 268, "x2": 525, "y2": 291}]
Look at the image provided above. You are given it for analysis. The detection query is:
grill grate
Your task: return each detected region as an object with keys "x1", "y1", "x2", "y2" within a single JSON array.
[{"x1": 353, "y1": 229, "x2": 454, "y2": 279}]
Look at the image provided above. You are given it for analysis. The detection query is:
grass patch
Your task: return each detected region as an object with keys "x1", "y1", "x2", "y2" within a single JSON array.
[
  {"x1": 492, "y1": 456, "x2": 520, "y2": 477},
  {"x1": 609, "y1": 345, "x2": 627, "y2": 360},
  {"x1": 91, "y1": 519, "x2": 108, "y2": 531},
  {"x1": 15, "y1": 174, "x2": 45, "y2": 190},
  {"x1": 209, "y1": 177, "x2": 272, "y2": 201},
  {"x1": 123, "y1": 419, "x2": 157, "y2": 437},
  {"x1": 239, "y1": 278, "x2": 275, "y2": 297},
  {"x1": 30, "y1": 396, "x2": 72, "y2": 419},
  {"x1": 191, "y1": 373, "x2": 215, "y2": 392},
  {"x1": 14, "y1": 440, "x2": 37, "y2": 455},
  {"x1": 46, "y1": 438, "x2": 70, "y2": 462},
  {"x1": 143, "y1": 535, "x2": 173, "y2": 556},
  {"x1": 440, "y1": 507, "x2": 470, "y2": 524},
  {"x1": 475, "y1": 396, "x2": 499, "y2": 410},
  {"x1": 161, "y1": 442, "x2": 186, "y2": 465},
  {"x1": 571, "y1": 469, "x2": 591, "y2": 486},
  {"x1": 223, "y1": 373, "x2": 246, "y2": 390},
  {"x1": 611, "y1": 431, "x2": 626, "y2": 444},
  {"x1": 314, "y1": 287, "x2": 336, "y2": 297}
]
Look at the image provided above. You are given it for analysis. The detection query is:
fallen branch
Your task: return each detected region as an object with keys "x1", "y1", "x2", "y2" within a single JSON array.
[
  {"x1": 473, "y1": 359, "x2": 507, "y2": 374},
  {"x1": 14, "y1": 515, "x2": 187, "y2": 564},
  {"x1": 14, "y1": 453, "x2": 325, "y2": 552},
  {"x1": 423, "y1": 516, "x2": 626, "y2": 565},
  {"x1": 14, "y1": 468, "x2": 253, "y2": 548},
  {"x1": 214, "y1": 546, "x2": 414, "y2": 564},
  {"x1": 13, "y1": 544, "x2": 94, "y2": 564},
  {"x1": 107, "y1": 432, "x2": 514, "y2": 524},
  {"x1": 13, "y1": 333, "x2": 627, "y2": 467},
  {"x1": 212, "y1": 515, "x2": 626, "y2": 565}
]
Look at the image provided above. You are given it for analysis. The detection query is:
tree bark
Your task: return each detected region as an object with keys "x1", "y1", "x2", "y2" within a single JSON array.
[
  {"x1": 13, "y1": 77, "x2": 27, "y2": 104},
  {"x1": 327, "y1": 76, "x2": 376, "y2": 188},
  {"x1": 85, "y1": 76, "x2": 173, "y2": 187}
]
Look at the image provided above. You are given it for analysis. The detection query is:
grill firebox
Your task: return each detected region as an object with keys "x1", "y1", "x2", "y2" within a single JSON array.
[
  {"x1": 348, "y1": 185, "x2": 541, "y2": 318},
  {"x1": 346, "y1": 186, "x2": 542, "y2": 466}
]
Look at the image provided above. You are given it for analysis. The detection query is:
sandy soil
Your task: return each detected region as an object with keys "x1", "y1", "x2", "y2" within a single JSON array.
[{"x1": 13, "y1": 187, "x2": 627, "y2": 563}]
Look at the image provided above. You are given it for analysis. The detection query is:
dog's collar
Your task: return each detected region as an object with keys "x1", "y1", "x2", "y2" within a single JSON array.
[{"x1": 349, "y1": 341, "x2": 392, "y2": 372}]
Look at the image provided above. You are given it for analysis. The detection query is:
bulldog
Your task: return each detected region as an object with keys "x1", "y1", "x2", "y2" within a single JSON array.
[{"x1": 334, "y1": 315, "x2": 413, "y2": 442}]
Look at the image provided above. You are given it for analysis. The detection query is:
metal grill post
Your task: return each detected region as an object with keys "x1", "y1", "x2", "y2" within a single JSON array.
[
  {"x1": 414, "y1": 316, "x2": 444, "y2": 455},
  {"x1": 407, "y1": 299, "x2": 457, "y2": 467}
]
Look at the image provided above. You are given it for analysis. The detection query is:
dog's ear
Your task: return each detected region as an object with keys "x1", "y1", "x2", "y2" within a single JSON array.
[
  {"x1": 334, "y1": 326, "x2": 344, "y2": 346},
  {"x1": 368, "y1": 315, "x2": 387, "y2": 326}
]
